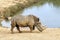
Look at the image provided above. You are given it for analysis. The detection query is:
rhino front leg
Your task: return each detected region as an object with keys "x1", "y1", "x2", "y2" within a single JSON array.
[{"x1": 29, "y1": 25, "x2": 33, "y2": 33}]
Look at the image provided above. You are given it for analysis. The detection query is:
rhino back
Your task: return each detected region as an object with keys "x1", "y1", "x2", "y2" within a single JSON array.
[{"x1": 11, "y1": 15, "x2": 35, "y2": 26}]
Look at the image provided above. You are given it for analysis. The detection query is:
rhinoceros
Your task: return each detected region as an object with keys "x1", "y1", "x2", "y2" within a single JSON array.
[{"x1": 11, "y1": 15, "x2": 46, "y2": 33}]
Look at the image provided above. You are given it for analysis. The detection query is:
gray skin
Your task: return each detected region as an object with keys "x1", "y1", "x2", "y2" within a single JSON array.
[
  {"x1": 35, "y1": 22, "x2": 46, "y2": 32},
  {"x1": 11, "y1": 15, "x2": 45, "y2": 34}
]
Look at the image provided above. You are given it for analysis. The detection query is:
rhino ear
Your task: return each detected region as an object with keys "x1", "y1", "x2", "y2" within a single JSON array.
[{"x1": 38, "y1": 18, "x2": 39, "y2": 21}]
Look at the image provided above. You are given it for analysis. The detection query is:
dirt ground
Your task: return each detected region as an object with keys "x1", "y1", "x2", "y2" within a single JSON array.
[{"x1": 0, "y1": 27, "x2": 60, "y2": 40}]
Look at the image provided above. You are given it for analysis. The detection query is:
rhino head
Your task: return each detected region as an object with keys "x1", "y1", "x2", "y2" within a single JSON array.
[{"x1": 35, "y1": 22, "x2": 46, "y2": 32}]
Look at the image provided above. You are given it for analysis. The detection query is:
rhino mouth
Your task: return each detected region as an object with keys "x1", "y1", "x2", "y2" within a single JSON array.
[{"x1": 35, "y1": 22, "x2": 46, "y2": 32}]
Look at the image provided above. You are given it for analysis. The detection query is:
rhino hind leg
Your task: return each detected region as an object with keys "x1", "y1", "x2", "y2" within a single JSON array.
[{"x1": 11, "y1": 24, "x2": 15, "y2": 34}]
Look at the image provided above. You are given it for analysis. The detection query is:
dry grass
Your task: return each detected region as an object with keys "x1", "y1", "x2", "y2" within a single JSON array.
[
  {"x1": 0, "y1": 27, "x2": 60, "y2": 40},
  {"x1": 0, "y1": 0, "x2": 26, "y2": 17},
  {"x1": 0, "y1": 0, "x2": 40, "y2": 17}
]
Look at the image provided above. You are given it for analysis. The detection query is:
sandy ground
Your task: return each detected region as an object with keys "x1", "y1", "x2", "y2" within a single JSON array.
[{"x1": 0, "y1": 27, "x2": 60, "y2": 40}]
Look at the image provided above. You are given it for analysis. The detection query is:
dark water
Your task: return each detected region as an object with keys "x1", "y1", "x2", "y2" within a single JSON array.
[{"x1": 1, "y1": 1, "x2": 60, "y2": 28}]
